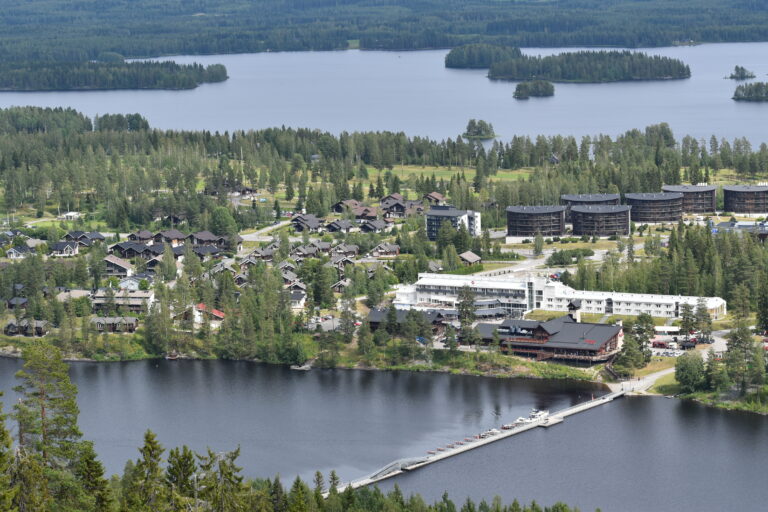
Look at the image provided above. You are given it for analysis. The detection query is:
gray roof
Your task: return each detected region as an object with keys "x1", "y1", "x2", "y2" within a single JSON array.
[
  {"x1": 506, "y1": 205, "x2": 566, "y2": 214},
  {"x1": 625, "y1": 192, "x2": 683, "y2": 201},
  {"x1": 722, "y1": 185, "x2": 768, "y2": 192},
  {"x1": 478, "y1": 315, "x2": 620, "y2": 352},
  {"x1": 661, "y1": 185, "x2": 716, "y2": 193},
  {"x1": 367, "y1": 308, "x2": 444, "y2": 325},
  {"x1": 561, "y1": 193, "x2": 621, "y2": 202},
  {"x1": 426, "y1": 206, "x2": 467, "y2": 217},
  {"x1": 571, "y1": 205, "x2": 631, "y2": 214}
]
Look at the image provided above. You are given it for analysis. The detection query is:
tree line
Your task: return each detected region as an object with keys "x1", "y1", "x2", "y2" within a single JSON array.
[
  {"x1": 0, "y1": 62, "x2": 227, "y2": 91},
  {"x1": 3, "y1": 0, "x2": 768, "y2": 66},
  {"x1": 488, "y1": 51, "x2": 691, "y2": 83},
  {"x1": 2, "y1": 108, "x2": 768, "y2": 235},
  {"x1": 0, "y1": 341, "x2": 589, "y2": 511},
  {"x1": 444, "y1": 44, "x2": 521, "y2": 69},
  {"x1": 733, "y1": 82, "x2": 768, "y2": 101}
]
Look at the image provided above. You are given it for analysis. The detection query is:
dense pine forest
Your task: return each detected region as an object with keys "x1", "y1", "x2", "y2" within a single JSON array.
[
  {"x1": 0, "y1": 61, "x2": 228, "y2": 91},
  {"x1": 733, "y1": 82, "x2": 768, "y2": 101},
  {"x1": 0, "y1": 342, "x2": 588, "y2": 511},
  {"x1": 1, "y1": 0, "x2": 768, "y2": 63},
  {"x1": 488, "y1": 51, "x2": 691, "y2": 83},
  {"x1": 0, "y1": 1, "x2": 762, "y2": 90},
  {"x1": 445, "y1": 44, "x2": 522, "y2": 69}
]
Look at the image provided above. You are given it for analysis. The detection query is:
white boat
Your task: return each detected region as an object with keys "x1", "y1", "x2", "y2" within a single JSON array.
[{"x1": 529, "y1": 409, "x2": 550, "y2": 421}]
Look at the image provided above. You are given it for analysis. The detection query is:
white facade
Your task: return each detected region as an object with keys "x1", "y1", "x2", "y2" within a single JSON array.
[{"x1": 395, "y1": 273, "x2": 727, "y2": 319}]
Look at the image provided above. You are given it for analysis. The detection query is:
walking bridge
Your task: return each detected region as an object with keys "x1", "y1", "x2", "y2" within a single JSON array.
[{"x1": 335, "y1": 389, "x2": 626, "y2": 492}]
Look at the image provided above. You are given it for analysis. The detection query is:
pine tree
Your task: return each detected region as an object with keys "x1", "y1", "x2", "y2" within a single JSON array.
[
  {"x1": 13, "y1": 341, "x2": 83, "y2": 469},
  {"x1": 726, "y1": 322, "x2": 757, "y2": 395}
]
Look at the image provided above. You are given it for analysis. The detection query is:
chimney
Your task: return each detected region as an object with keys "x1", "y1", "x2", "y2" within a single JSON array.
[{"x1": 568, "y1": 299, "x2": 582, "y2": 323}]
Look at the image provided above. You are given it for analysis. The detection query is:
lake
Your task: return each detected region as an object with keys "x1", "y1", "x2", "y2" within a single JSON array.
[
  {"x1": 1, "y1": 357, "x2": 767, "y2": 512},
  {"x1": 0, "y1": 43, "x2": 766, "y2": 143}
]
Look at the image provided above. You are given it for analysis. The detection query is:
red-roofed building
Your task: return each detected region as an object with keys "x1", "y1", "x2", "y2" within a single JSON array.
[{"x1": 193, "y1": 303, "x2": 226, "y2": 330}]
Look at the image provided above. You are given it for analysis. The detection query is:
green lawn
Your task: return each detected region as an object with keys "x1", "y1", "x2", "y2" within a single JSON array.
[{"x1": 649, "y1": 372, "x2": 680, "y2": 395}]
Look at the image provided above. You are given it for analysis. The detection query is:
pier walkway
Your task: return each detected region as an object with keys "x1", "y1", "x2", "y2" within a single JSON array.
[{"x1": 338, "y1": 390, "x2": 626, "y2": 491}]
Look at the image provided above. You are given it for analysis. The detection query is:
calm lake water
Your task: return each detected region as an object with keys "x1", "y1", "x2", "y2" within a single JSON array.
[
  {"x1": 1, "y1": 357, "x2": 767, "y2": 512},
  {"x1": 0, "y1": 358, "x2": 601, "y2": 481},
  {"x1": 0, "y1": 43, "x2": 767, "y2": 143}
]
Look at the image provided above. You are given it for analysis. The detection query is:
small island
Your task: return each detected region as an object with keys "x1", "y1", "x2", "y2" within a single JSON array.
[
  {"x1": 445, "y1": 43, "x2": 522, "y2": 69},
  {"x1": 514, "y1": 80, "x2": 555, "y2": 99},
  {"x1": 733, "y1": 82, "x2": 768, "y2": 102},
  {"x1": 0, "y1": 60, "x2": 228, "y2": 91},
  {"x1": 462, "y1": 119, "x2": 496, "y2": 139},
  {"x1": 728, "y1": 65, "x2": 756, "y2": 80},
  {"x1": 489, "y1": 50, "x2": 691, "y2": 83}
]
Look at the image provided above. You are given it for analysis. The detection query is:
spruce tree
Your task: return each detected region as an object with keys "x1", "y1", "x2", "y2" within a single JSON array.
[
  {"x1": 197, "y1": 447, "x2": 245, "y2": 512},
  {"x1": 0, "y1": 396, "x2": 19, "y2": 511},
  {"x1": 166, "y1": 445, "x2": 197, "y2": 498},
  {"x1": 75, "y1": 441, "x2": 113, "y2": 512},
  {"x1": 123, "y1": 430, "x2": 168, "y2": 511}
]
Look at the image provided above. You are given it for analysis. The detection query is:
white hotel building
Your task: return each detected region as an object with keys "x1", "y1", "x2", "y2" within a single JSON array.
[{"x1": 394, "y1": 273, "x2": 727, "y2": 320}]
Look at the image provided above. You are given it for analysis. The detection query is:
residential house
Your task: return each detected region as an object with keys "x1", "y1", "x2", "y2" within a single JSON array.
[
  {"x1": 332, "y1": 199, "x2": 362, "y2": 213},
  {"x1": 91, "y1": 289, "x2": 154, "y2": 314},
  {"x1": 425, "y1": 205, "x2": 482, "y2": 241},
  {"x1": 154, "y1": 229, "x2": 187, "y2": 247},
  {"x1": 309, "y1": 240, "x2": 332, "y2": 254},
  {"x1": 250, "y1": 247, "x2": 275, "y2": 262},
  {"x1": 49, "y1": 241, "x2": 79, "y2": 257},
  {"x1": 352, "y1": 206, "x2": 379, "y2": 221},
  {"x1": 292, "y1": 214, "x2": 324, "y2": 233},
  {"x1": 331, "y1": 278, "x2": 352, "y2": 294},
  {"x1": 103, "y1": 255, "x2": 135, "y2": 278},
  {"x1": 90, "y1": 316, "x2": 139, "y2": 333},
  {"x1": 326, "y1": 219, "x2": 358, "y2": 234},
  {"x1": 334, "y1": 243, "x2": 359, "y2": 258},
  {"x1": 128, "y1": 230, "x2": 154, "y2": 243},
  {"x1": 423, "y1": 192, "x2": 446, "y2": 206},
  {"x1": 276, "y1": 260, "x2": 296, "y2": 272},
  {"x1": 191, "y1": 245, "x2": 221, "y2": 261},
  {"x1": 55, "y1": 289, "x2": 91, "y2": 303},
  {"x1": 360, "y1": 219, "x2": 389, "y2": 234},
  {"x1": 4, "y1": 319, "x2": 48, "y2": 337},
  {"x1": 234, "y1": 273, "x2": 249, "y2": 286},
  {"x1": 370, "y1": 243, "x2": 400, "y2": 258},
  {"x1": 459, "y1": 251, "x2": 482, "y2": 266},
  {"x1": 7, "y1": 297, "x2": 28, "y2": 309},
  {"x1": 118, "y1": 274, "x2": 153, "y2": 291},
  {"x1": 290, "y1": 290, "x2": 307, "y2": 310},
  {"x1": 65, "y1": 231, "x2": 105, "y2": 247},
  {"x1": 187, "y1": 230, "x2": 226, "y2": 247},
  {"x1": 193, "y1": 303, "x2": 225, "y2": 330},
  {"x1": 6, "y1": 245, "x2": 34, "y2": 259},
  {"x1": 326, "y1": 254, "x2": 355, "y2": 274}
]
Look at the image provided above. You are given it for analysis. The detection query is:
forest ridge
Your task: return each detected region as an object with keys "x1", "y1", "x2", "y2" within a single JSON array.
[{"x1": 1, "y1": 0, "x2": 768, "y2": 63}]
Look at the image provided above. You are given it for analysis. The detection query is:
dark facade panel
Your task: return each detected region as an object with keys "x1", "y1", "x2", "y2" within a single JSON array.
[
  {"x1": 723, "y1": 186, "x2": 768, "y2": 214},
  {"x1": 571, "y1": 205, "x2": 631, "y2": 236},
  {"x1": 506, "y1": 206, "x2": 565, "y2": 237},
  {"x1": 624, "y1": 193, "x2": 683, "y2": 222},
  {"x1": 661, "y1": 185, "x2": 716, "y2": 213}
]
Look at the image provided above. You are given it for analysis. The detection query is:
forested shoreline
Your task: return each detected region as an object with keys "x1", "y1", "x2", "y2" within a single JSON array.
[
  {"x1": 488, "y1": 51, "x2": 690, "y2": 83},
  {"x1": 0, "y1": 62, "x2": 228, "y2": 91},
  {"x1": 733, "y1": 82, "x2": 768, "y2": 102}
]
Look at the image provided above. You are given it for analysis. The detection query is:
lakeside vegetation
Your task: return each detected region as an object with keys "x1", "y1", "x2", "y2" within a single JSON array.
[
  {"x1": 514, "y1": 81, "x2": 555, "y2": 100},
  {"x1": 445, "y1": 44, "x2": 522, "y2": 69},
  {"x1": 489, "y1": 51, "x2": 691, "y2": 83},
  {"x1": 728, "y1": 65, "x2": 756, "y2": 80},
  {"x1": 733, "y1": 82, "x2": 768, "y2": 101},
  {"x1": 0, "y1": 61, "x2": 228, "y2": 91},
  {"x1": 0, "y1": 341, "x2": 592, "y2": 511}
]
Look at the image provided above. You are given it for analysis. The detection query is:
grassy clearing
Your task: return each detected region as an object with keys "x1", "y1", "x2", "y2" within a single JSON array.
[
  {"x1": 649, "y1": 372, "x2": 680, "y2": 395},
  {"x1": 634, "y1": 356, "x2": 677, "y2": 377}
]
